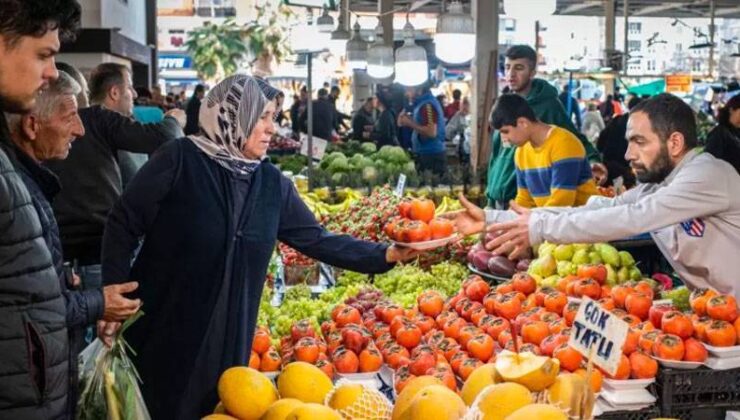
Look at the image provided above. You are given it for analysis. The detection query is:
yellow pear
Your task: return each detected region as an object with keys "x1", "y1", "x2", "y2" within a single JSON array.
[{"x1": 460, "y1": 364, "x2": 500, "y2": 406}]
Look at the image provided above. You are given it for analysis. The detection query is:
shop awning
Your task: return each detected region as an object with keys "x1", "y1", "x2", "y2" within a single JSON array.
[{"x1": 628, "y1": 79, "x2": 665, "y2": 97}]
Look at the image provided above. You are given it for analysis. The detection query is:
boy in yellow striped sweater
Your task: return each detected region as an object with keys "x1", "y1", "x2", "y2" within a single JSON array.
[{"x1": 490, "y1": 94, "x2": 598, "y2": 208}]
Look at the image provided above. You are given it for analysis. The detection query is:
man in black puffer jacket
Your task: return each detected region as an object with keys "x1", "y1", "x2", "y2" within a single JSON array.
[{"x1": 0, "y1": 1, "x2": 81, "y2": 418}]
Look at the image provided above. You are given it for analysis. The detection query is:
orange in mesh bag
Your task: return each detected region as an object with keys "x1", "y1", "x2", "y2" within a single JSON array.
[{"x1": 324, "y1": 380, "x2": 393, "y2": 420}]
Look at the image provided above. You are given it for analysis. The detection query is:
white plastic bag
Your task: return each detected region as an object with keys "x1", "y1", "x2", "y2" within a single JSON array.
[{"x1": 76, "y1": 312, "x2": 150, "y2": 420}]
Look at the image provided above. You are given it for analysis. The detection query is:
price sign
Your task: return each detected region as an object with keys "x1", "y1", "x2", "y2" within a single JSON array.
[
  {"x1": 394, "y1": 174, "x2": 407, "y2": 197},
  {"x1": 568, "y1": 297, "x2": 629, "y2": 376},
  {"x1": 299, "y1": 133, "x2": 328, "y2": 161}
]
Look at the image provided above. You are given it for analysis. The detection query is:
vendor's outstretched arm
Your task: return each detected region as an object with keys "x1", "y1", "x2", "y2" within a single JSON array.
[{"x1": 530, "y1": 168, "x2": 729, "y2": 245}]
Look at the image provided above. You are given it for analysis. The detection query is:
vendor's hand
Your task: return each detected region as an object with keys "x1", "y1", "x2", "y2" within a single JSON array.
[
  {"x1": 165, "y1": 108, "x2": 186, "y2": 128},
  {"x1": 591, "y1": 162, "x2": 608, "y2": 186},
  {"x1": 397, "y1": 113, "x2": 412, "y2": 128},
  {"x1": 485, "y1": 201, "x2": 532, "y2": 259},
  {"x1": 442, "y1": 193, "x2": 485, "y2": 236},
  {"x1": 385, "y1": 244, "x2": 422, "y2": 263},
  {"x1": 97, "y1": 321, "x2": 121, "y2": 348},
  {"x1": 102, "y1": 282, "x2": 141, "y2": 322}
]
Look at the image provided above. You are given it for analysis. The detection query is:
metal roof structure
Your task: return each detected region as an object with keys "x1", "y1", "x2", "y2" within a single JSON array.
[{"x1": 348, "y1": 0, "x2": 740, "y2": 19}]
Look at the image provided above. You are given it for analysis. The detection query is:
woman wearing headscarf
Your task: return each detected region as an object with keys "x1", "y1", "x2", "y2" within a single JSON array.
[{"x1": 100, "y1": 75, "x2": 417, "y2": 419}]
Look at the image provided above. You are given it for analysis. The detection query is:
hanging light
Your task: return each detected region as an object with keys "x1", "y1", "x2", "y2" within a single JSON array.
[
  {"x1": 434, "y1": 1, "x2": 475, "y2": 64},
  {"x1": 395, "y1": 19, "x2": 428, "y2": 86},
  {"x1": 503, "y1": 0, "x2": 556, "y2": 19},
  {"x1": 346, "y1": 21, "x2": 369, "y2": 70},
  {"x1": 316, "y1": 8, "x2": 335, "y2": 33},
  {"x1": 367, "y1": 19, "x2": 394, "y2": 79}
]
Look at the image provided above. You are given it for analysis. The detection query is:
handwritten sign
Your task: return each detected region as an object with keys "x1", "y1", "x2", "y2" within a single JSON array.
[
  {"x1": 568, "y1": 297, "x2": 629, "y2": 376},
  {"x1": 394, "y1": 174, "x2": 407, "y2": 197},
  {"x1": 299, "y1": 133, "x2": 328, "y2": 161}
]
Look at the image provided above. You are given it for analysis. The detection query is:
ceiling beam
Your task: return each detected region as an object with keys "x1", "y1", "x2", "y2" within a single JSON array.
[
  {"x1": 632, "y1": 3, "x2": 683, "y2": 16},
  {"x1": 716, "y1": 6, "x2": 740, "y2": 16},
  {"x1": 558, "y1": 1, "x2": 601, "y2": 14}
]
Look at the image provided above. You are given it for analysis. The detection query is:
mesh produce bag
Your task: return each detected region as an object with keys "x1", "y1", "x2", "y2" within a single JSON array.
[
  {"x1": 324, "y1": 379, "x2": 393, "y2": 420},
  {"x1": 76, "y1": 312, "x2": 150, "y2": 420}
]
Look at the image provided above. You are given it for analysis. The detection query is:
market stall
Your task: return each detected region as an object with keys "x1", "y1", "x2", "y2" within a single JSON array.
[{"x1": 198, "y1": 178, "x2": 740, "y2": 420}]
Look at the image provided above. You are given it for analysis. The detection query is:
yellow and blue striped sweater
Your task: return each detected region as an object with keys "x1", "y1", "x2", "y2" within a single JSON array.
[{"x1": 514, "y1": 126, "x2": 598, "y2": 208}]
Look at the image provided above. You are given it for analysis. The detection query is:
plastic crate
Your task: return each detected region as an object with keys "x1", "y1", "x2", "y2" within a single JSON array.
[
  {"x1": 656, "y1": 366, "x2": 740, "y2": 417},
  {"x1": 596, "y1": 404, "x2": 660, "y2": 420}
]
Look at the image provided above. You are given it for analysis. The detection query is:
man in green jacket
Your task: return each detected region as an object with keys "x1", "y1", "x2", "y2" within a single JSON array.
[{"x1": 487, "y1": 45, "x2": 602, "y2": 208}]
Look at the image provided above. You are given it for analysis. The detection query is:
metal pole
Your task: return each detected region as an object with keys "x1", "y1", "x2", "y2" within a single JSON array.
[
  {"x1": 567, "y1": 72, "x2": 574, "y2": 124},
  {"x1": 307, "y1": 53, "x2": 314, "y2": 172},
  {"x1": 709, "y1": 0, "x2": 716, "y2": 78},
  {"x1": 604, "y1": 0, "x2": 616, "y2": 95},
  {"x1": 535, "y1": 20, "x2": 541, "y2": 59},
  {"x1": 623, "y1": 0, "x2": 629, "y2": 76}
]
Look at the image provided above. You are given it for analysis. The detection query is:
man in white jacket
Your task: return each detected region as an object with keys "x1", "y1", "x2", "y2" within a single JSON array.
[{"x1": 454, "y1": 93, "x2": 740, "y2": 299}]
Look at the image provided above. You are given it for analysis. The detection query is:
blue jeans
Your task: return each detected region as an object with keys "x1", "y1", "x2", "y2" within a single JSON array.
[{"x1": 76, "y1": 263, "x2": 102, "y2": 343}]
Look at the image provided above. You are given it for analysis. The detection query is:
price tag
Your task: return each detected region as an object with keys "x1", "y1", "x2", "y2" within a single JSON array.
[
  {"x1": 394, "y1": 174, "x2": 407, "y2": 197},
  {"x1": 298, "y1": 133, "x2": 328, "y2": 161},
  {"x1": 568, "y1": 297, "x2": 629, "y2": 376}
]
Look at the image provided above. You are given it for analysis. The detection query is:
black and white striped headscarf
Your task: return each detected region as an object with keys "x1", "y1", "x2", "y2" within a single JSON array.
[{"x1": 188, "y1": 74, "x2": 280, "y2": 176}]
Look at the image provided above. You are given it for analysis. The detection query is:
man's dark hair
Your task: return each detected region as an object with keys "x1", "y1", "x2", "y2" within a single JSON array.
[
  {"x1": 330, "y1": 85, "x2": 340, "y2": 93},
  {"x1": 194, "y1": 84, "x2": 206, "y2": 95},
  {"x1": 452, "y1": 89, "x2": 462, "y2": 100},
  {"x1": 489, "y1": 93, "x2": 537, "y2": 130},
  {"x1": 88, "y1": 63, "x2": 129, "y2": 103},
  {"x1": 317, "y1": 88, "x2": 328, "y2": 98},
  {"x1": 135, "y1": 87, "x2": 152, "y2": 99},
  {"x1": 505, "y1": 45, "x2": 537, "y2": 70},
  {"x1": 630, "y1": 93, "x2": 698, "y2": 149},
  {"x1": 0, "y1": 0, "x2": 81, "y2": 46}
]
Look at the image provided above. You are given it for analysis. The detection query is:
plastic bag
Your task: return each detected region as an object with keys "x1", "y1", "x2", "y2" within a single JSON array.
[{"x1": 76, "y1": 312, "x2": 151, "y2": 420}]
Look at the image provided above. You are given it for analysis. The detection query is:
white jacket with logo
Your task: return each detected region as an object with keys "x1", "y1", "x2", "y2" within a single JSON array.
[{"x1": 487, "y1": 149, "x2": 740, "y2": 299}]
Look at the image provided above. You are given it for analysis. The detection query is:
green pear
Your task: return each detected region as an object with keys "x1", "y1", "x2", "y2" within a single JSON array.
[
  {"x1": 553, "y1": 244, "x2": 575, "y2": 262},
  {"x1": 593, "y1": 243, "x2": 608, "y2": 253},
  {"x1": 557, "y1": 261, "x2": 575, "y2": 277},
  {"x1": 599, "y1": 244, "x2": 621, "y2": 267},
  {"x1": 542, "y1": 275, "x2": 560, "y2": 288},
  {"x1": 605, "y1": 264, "x2": 618, "y2": 286},
  {"x1": 619, "y1": 251, "x2": 636, "y2": 267},
  {"x1": 629, "y1": 266, "x2": 642, "y2": 281},
  {"x1": 572, "y1": 249, "x2": 590, "y2": 266},
  {"x1": 573, "y1": 243, "x2": 591, "y2": 253},
  {"x1": 538, "y1": 242, "x2": 556, "y2": 258},
  {"x1": 617, "y1": 266, "x2": 631, "y2": 283},
  {"x1": 588, "y1": 251, "x2": 603, "y2": 265}
]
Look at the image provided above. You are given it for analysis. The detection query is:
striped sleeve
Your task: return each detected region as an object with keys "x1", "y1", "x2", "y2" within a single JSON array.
[{"x1": 544, "y1": 131, "x2": 588, "y2": 207}]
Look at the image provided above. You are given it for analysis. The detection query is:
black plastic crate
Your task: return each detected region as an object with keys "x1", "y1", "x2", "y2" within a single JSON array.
[
  {"x1": 656, "y1": 366, "x2": 740, "y2": 416},
  {"x1": 661, "y1": 407, "x2": 734, "y2": 420},
  {"x1": 596, "y1": 404, "x2": 660, "y2": 420}
]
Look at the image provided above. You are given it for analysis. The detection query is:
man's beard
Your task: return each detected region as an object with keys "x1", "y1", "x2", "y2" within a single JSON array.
[{"x1": 633, "y1": 144, "x2": 675, "y2": 184}]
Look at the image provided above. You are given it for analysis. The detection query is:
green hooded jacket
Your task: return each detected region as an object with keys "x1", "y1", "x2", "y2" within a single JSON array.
[{"x1": 485, "y1": 79, "x2": 601, "y2": 205}]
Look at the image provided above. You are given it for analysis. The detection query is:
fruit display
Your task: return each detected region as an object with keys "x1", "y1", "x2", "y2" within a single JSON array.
[
  {"x1": 299, "y1": 188, "x2": 361, "y2": 219},
  {"x1": 322, "y1": 185, "x2": 401, "y2": 241},
  {"x1": 527, "y1": 242, "x2": 644, "y2": 289},
  {"x1": 384, "y1": 198, "x2": 457, "y2": 245},
  {"x1": 467, "y1": 242, "x2": 530, "y2": 278}
]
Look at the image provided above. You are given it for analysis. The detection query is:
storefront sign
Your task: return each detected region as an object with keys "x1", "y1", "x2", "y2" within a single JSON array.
[
  {"x1": 665, "y1": 74, "x2": 692, "y2": 94},
  {"x1": 158, "y1": 55, "x2": 193, "y2": 70},
  {"x1": 568, "y1": 297, "x2": 629, "y2": 376}
]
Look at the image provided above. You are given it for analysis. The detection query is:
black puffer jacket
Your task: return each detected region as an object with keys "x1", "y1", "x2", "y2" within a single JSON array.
[
  {"x1": 15, "y1": 144, "x2": 105, "y2": 416},
  {"x1": 0, "y1": 117, "x2": 69, "y2": 419}
]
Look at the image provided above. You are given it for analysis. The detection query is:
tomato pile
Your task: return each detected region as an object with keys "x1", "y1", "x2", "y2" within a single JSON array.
[{"x1": 384, "y1": 198, "x2": 455, "y2": 243}]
